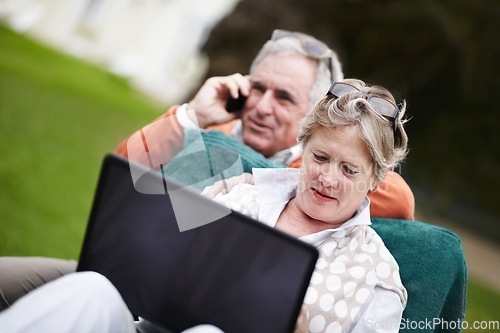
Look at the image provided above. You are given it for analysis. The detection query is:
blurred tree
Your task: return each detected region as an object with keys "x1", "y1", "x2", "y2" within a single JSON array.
[{"x1": 201, "y1": 0, "x2": 500, "y2": 240}]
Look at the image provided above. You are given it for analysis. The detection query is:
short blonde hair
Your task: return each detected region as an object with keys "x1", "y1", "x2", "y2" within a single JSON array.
[{"x1": 297, "y1": 79, "x2": 409, "y2": 186}]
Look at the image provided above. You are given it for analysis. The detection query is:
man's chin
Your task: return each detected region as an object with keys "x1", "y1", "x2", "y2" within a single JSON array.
[{"x1": 243, "y1": 134, "x2": 274, "y2": 157}]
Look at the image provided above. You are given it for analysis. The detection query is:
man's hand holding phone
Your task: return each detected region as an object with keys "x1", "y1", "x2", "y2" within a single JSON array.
[{"x1": 186, "y1": 73, "x2": 250, "y2": 129}]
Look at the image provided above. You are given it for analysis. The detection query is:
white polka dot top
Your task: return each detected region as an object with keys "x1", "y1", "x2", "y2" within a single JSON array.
[{"x1": 213, "y1": 168, "x2": 408, "y2": 332}]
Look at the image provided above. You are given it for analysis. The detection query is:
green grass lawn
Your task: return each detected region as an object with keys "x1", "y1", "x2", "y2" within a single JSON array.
[
  {"x1": 1, "y1": 25, "x2": 499, "y2": 328},
  {"x1": 463, "y1": 279, "x2": 500, "y2": 332},
  {"x1": 0, "y1": 24, "x2": 163, "y2": 259}
]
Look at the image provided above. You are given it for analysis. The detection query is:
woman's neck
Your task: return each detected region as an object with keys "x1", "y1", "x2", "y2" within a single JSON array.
[{"x1": 275, "y1": 198, "x2": 345, "y2": 238}]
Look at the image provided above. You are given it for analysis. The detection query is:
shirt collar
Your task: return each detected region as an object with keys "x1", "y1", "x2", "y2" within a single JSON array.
[{"x1": 231, "y1": 121, "x2": 303, "y2": 166}]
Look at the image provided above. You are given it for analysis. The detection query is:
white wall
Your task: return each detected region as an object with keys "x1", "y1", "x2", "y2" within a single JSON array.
[{"x1": 0, "y1": 0, "x2": 240, "y2": 105}]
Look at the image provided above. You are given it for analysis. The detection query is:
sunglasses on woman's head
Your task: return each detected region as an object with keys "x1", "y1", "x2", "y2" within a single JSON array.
[{"x1": 327, "y1": 82, "x2": 400, "y2": 123}]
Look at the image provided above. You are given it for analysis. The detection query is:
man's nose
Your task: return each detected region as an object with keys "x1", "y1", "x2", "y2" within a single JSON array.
[{"x1": 255, "y1": 90, "x2": 274, "y2": 116}]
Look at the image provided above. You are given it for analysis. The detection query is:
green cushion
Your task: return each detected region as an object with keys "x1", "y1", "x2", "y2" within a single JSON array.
[
  {"x1": 371, "y1": 218, "x2": 467, "y2": 333},
  {"x1": 164, "y1": 130, "x2": 284, "y2": 191}
]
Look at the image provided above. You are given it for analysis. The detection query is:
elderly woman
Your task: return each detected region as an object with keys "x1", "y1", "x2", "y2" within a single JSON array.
[{"x1": 204, "y1": 78, "x2": 409, "y2": 333}]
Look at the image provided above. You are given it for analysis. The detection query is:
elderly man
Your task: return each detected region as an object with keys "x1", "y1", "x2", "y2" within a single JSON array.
[{"x1": 0, "y1": 29, "x2": 414, "y2": 311}]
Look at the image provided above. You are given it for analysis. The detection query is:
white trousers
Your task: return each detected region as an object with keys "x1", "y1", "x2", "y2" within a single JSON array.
[{"x1": 0, "y1": 272, "x2": 223, "y2": 333}]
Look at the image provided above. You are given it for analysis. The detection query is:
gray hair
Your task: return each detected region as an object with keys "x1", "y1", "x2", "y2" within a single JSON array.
[
  {"x1": 249, "y1": 31, "x2": 343, "y2": 110},
  {"x1": 297, "y1": 79, "x2": 409, "y2": 185}
]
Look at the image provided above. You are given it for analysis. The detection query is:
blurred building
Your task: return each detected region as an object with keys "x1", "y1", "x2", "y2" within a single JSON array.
[{"x1": 0, "y1": 0, "x2": 240, "y2": 104}]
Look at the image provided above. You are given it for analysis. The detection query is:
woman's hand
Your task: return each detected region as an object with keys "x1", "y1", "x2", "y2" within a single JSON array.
[
  {"x1": 201, "y1": 173, "x2": 254, "y2": 199},
  {"x1": 294, "y1": 305, "x2": 308, "y2": 333},
  {"x1": 187, "y1": 73, "x2": 250, "y2": 128}
]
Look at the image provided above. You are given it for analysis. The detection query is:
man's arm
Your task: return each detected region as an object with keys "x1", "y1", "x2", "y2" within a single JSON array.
[
  {"x1": 114, "y1": 105, "x2": 186, "y2": 168},
  {"x1": 115, "y1": 74, "x2": 251, "y2": 168}
]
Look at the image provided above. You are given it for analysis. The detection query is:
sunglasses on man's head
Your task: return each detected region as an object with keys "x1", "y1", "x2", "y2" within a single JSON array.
[{"x1": 271, "y1": 29, "x2": 335, "y2": 83}]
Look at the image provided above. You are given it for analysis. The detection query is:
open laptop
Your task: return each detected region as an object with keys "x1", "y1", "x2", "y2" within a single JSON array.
[{"x1": 77, "y1": 154, "x2": 318, "y2": 333}]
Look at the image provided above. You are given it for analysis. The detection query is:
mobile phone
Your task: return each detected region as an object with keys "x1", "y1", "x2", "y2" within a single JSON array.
[{"x1": 225, "y1": 93, "x2": 247, "y2": 112}]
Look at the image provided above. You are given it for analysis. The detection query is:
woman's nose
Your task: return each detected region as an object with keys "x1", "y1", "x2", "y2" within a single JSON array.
[{"x1": 318, "y1": 168, "x2": 340, "y2": 188}]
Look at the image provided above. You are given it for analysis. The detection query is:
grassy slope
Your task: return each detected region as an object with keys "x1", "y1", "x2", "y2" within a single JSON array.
[
  {"x1": 463, "y1": 279, "x2": 500, "y2": 331},
  {"x1": 0, "y1": 25, "x2": 162, "y2": 259},
  {"x1": 0, "y1": 25, "x2": 499, "y2": 326}
]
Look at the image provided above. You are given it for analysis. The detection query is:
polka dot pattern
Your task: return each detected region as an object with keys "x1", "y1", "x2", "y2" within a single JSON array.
[
  {"x1": 309, "y1": 315, "x2": 326, "y2": 332},
  {"x1": 305, "y1": 287, "x2": 318, "y2": 305},
  {"x1": 303, "y1": 225, "x2": 407, "y2": 332},
  {"x1": 325, "y1": 321, "x2": 342, "y2": 333},
  {"x1": 320, "y1": 294, "x2": 335, "y2": 312},
  {"x1": 311, "y1": 271, "x2": 324, "y2": 285},
  {"x1": 334, "y1": 300, "x2": 348, "y2": 318},
  {"x1": 322, "y1": 241, "x2": 337, "y2": 257},
  {"x1": 326, "y1": 275, "x2": 341, "y2": 292},
  {"x1": 316, "y1": 258, "x2": 328, "y2": 270},
  {"x1": 376, "y1": 262, "x2": 391, "y2": 278},
  {"x1": 343, "y1": 281, "x2": 357, "y2": 298}
]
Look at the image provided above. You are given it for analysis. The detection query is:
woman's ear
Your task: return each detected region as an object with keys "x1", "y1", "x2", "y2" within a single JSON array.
[
  {"x1": 368, "y1": 168, "x2": 389, "y2": 193},
  {"x1": 368, "y1": 182, "x2": 380, "y2": 193}
]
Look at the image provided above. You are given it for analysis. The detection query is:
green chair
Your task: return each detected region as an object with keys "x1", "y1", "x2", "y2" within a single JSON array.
[{"x1": 372, "y1": 218, "x2": 467, "y2": 333}]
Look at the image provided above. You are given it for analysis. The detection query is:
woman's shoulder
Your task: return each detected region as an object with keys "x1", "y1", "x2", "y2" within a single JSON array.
[{"x1": 317, "y1": 225, "x2": 403, "y2": 288}]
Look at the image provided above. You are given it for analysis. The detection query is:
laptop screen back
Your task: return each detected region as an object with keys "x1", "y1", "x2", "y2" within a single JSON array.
[{"x1": 77, "y1": 155, "x2": 318, "y2": 333}]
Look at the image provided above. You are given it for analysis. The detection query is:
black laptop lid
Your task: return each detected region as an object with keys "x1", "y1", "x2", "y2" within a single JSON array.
[{"x1": 77, "y1": 154, "x2": 318, "y2": 333}]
